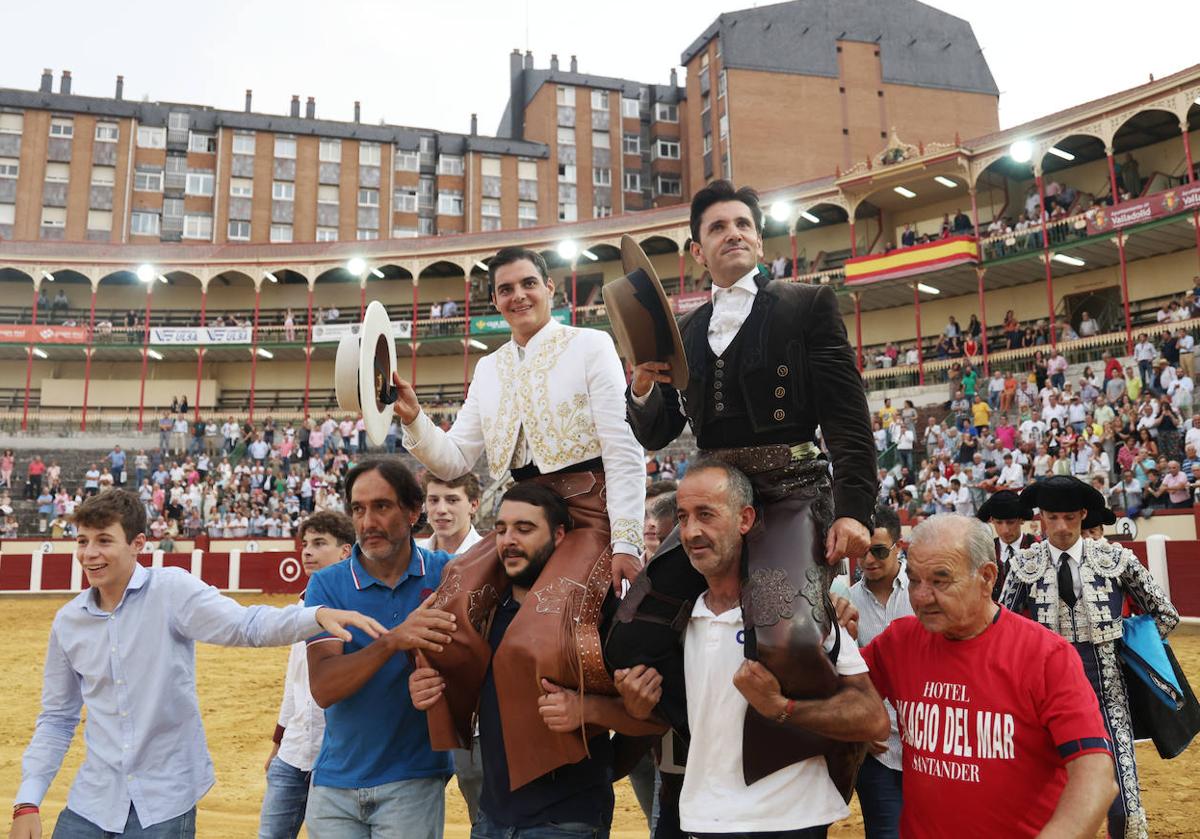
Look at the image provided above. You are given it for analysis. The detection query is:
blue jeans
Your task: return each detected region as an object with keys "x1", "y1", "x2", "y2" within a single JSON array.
[
  {"x1": 471, "y1": 810, "x2": 608, "y2": 839},
  {"x1": 52, "y1": 804, "x2": 195, "y2": 838},
  {"x1": 855, "y1": 755, "x2": 903, "y2": 839},
  {"x1": 306, "y1": 776, "x2": 445, "y2": 839},
  {"x1": 258, "y1": 756, "x2": 312, "y2": 839}
]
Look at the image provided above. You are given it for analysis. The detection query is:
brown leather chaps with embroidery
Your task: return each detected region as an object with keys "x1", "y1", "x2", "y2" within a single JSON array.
[{"x1": 423, "y1": 469, "x2": 617, "y2": 791}]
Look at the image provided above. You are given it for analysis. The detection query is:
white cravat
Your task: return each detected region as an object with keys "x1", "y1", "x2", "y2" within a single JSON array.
[{"x1": 707, "y1": 269, "x2": 759, "y2": 356}]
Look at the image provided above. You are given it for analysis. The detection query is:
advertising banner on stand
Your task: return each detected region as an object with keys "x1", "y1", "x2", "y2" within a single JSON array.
[
  {"x1": 469, "y1": 307, "x2": 572, "y2": 334},
  {"x1": 1086, "y1": 183, "x2": 1200, "y2": 235},
  {"x1": 0, "y1": 324, "x2": 90, "y2": 343},
  {"x1": 149, "y1": 326, "x2": 252, "y2": 345},
  {"x1": 310, "y1": 320, "x2": 413, "y2": 343}
]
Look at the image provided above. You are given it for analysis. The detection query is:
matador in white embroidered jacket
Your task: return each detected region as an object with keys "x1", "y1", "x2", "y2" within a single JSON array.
[
  {"x1": 390, "y1": 246, "x2": 646, "y2": 791},
  {"x1": 1001, "y1": 476, "x2": 1178, "y2": 839}
]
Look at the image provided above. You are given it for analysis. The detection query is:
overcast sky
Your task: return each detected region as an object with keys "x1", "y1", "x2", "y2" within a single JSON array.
[{"x1": 2, "y1": 0, "x2": 1194, "y2": 138}]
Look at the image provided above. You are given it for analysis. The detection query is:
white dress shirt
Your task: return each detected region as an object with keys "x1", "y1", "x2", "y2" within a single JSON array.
[
  {"x1": 276, "y1": 620, "x2": 325, "y2": 773},
  {"x1": 707, "y1": 269, "x2": 759, "y2": 356},
  {"x1": 417, "y1": 525, "x2": 483, "y2": 556}
]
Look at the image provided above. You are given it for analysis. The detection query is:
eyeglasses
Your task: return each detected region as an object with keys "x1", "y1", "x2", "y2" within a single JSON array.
[{"x1": 867, "y1": 542, "x2": 896, "y2": 560}]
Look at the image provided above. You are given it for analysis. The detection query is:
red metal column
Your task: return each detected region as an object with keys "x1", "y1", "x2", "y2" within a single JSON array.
[
  {"x1": 135, "y1": 284, "x2": 154, "y2": 432},
  {"x1": 80, "y1": 286, "x2": 98, "y2": 432},
  {"x1": 1185, "y1": 126, "x2": 1196, "y2": 183},
  {"x1": 20, "y1": 286, "x2": 41, "y2": 431},
  {"x1": 248, "y1": 286, "x2": 262, "y2": 423},
  {"x1": 1107, "y1": 153, "x2": 1120, "y2": 203},
  {"x1": 976, "y1": 268, "x2": 989, "y2": 377},
  {"x1": 1035, "y1": 173, "x2": 1057, "y2": 349},
  {"x1": 302, "y1": 283, "x2": 314, "y2": 420},
  {"x1": 462, "y1": 274, "x2": 471, "y2": 398},
  {"x1": 1118, "y1": 230, "x2": 1134, "y2": 355},
  {"x1": 411, "y1": 279, "x2": 419, "y2": 383},
  {"x1": 852, "y1": 292, "x2": 863, "y2": 372},
  {"x1": 570, "y1": 263, "x2": 578, "y2": 325},
  {"x1": 790, "y1": 233, "x2": 798, "y2": 281},
  {"x1": 848, "y1": 219, "x2": 858, "y2": 258},
  {"x1": 193, "y1": 287, "x2": 207, "y2": 424},
  {"x1": 913, "y1": 283, "x2": 925, "y2": 386}
]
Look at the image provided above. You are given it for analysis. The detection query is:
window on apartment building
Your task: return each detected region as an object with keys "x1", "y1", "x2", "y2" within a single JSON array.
[
  {"x1": 229, "y1": 177, "x2": 253, "y2": 197},
  {"x1": 134, "y1": 169, "x2": 162, "y2": 192},
  {"x1": 704, "y1": 133, "x2": 713, "y2": 154},
  {"x1": 623, "y1": 171, "x2": 640, "y2": 192},
  {"x1": 722, "y1": 154, "x2": 732, "y2": 179},
  {"x1": 0, "y1": 205, "x2": 14, "y2": 225},
  {"x1": 49, "y1": 118, "x2": 74, "y2": 138},
  {"x1": 418, "y1": 217, "x2": 434, "y2": 235},
  {"x1": 481, "y1": 198, "x2": 501, "y2": 230},
  {"x1": 558, "y1": 202, "x2": 577, "y2": 222},
  {"x1": 655, "y1": 103, "x2": 679, "y2": 123},
  {"x1": 591, "y1": 131, "x2": 610, "y2": 149},
  {"x1": 168, "y1": 112, "x2": 189, "y2": 132},
  {"x1": 165, "y1": 155, "x2": 187, "y2": 176},
  {"x1": 558, "y1": 163, "x2": 576, "y2": 183},
  {"x1": 437, "y1": 154, "x2": 463, "y2": 175},
  {"x1": 317, "y1": 184, "x2": 339, "y2": 204},
  {"x1": 95, "y1": 122, "x2": 119, "y2": 142},
  {"x1": 557, "y1": 86, "x2": 575, "y2": 106},
  {"x1": 395, "y1": 149, "x2": 420, "y2": 171},
  {"x1": 394, "y1": 188, "x2": 418, "y2": 212},
  {"x1": 556, "y1": 127, "x2": 575, "y2": 146},
  {"x1": 162, "y1": 197, "x2": 184, "y2": 218},
  {"x1": 319, "y1": 138, "x2": 341, "y2": 162},
  {"x1": 130, "y1": 211, "x2": 160, "y2": 236},
  {"x1": 272, "y1": 181, "x2": 295, "y2": 201},
  {"x1": 481, "y1": 156, "x2": 502, "y2": 176},
  {"x1": 40, "y1": 207, "x2": 66, "y2": 228},
  {"x1": 357, "y1": 229, "x2": 379, "y2": 241},
  {"x1": 0, "y1": 158, "x2": 17, "y2": 178},
  {"x1": 419, "y1": 136, "x2": 435, "y2": 154},
  {"x1": 437, "y1": 192, "x2": 464, "y2": 215},
  {"x1": 358, "y1": 188, "x2": 379, "y2": 207},
  {"x1": 623, "y1": 134, "x2": 640, "y2": 155},
  {"x1": 701, "y1": 53, "x2": 709, "y2": 71},
  {"x1": 593, "y1": 167, "x2": 611, "y2": 186},
  {"x1": 657, "y1": 176, "x2": 681, "y2": 196},
  {"x1": 591, "y1": 90, "x2": 608, "y2": 110},
  {"x1": 719, "y1": 113, "x2": 729, "y2": 138},
  {"x1": 518, "y1": 202, "x2": 537, "y2": 227},
  {"x1": 185, "y1": 172, "x2": 215, "y2": 196},
  {"x1": 87, "y1": 210, "x2": 112, "y2": 232},
  {"x1": 90, "y1": 166, "x2": 115, "y2": 186},
  {"x1": 359, "y1": 142, "x2": 381, "y2": 166},
  {"x1": 137, "y1": 126, "x2": 166, "y2": 149},
  {"x1": 228, "y1": 220, "x2": 251, "y2": 241},
  {"x1": 189, "y1": 132, "x2": 216, "y2": 153},
  {"x1": 232, "y1": 132, "x2": 255, "y2": 155},
  {"x1": 274, "y1": 136, "x2": 296, "y2": 159},
  {"x1": 518, "y1": 159, "x2": 538, "y2": 180},
  {"x1": 316, "y1": 226, "x2": 338, "y2": 242},
  {"x1": 655, "y1": 139, "x2": 681, "y2": 159},
  {"x1": 270, "y1": 223, "x2": 293, "y2": 242},
  {"x1": 0, "y1": 113, "x2": 23, "y2": 134},
  {"x1": 621, "y1": 98, "x2": 639, "y2": 118},
  {"x1": 701, "y1": 92, "x2": 710, "y2": 114},
  {"x1": 715, "y1": 38, "x2": 722, "y2": 58},
  {"x1": 183, "y1": 214, "x2": 213, "y2": 240},
  {"x1": 594, "y1": 205, "x2": 613, "y2": 218},
  {"x1": 44, "y1": 162, "x2": 70, "y2": 183},
  {"x1": 718, "y1": 69, "x2": 727, "y2": 98}
]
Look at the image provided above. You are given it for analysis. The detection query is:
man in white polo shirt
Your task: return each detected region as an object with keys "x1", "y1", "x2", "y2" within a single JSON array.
[{"x1": 616, "y1": 460, "x2": 888, "y2": 838}]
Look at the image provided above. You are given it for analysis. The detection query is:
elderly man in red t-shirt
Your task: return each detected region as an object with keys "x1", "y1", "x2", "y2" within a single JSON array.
[{"x1": 861, "y1": 514, "x2": 1116, "y2": 839}]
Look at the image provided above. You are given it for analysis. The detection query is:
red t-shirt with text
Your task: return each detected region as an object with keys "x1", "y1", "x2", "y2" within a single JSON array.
[{"x1": 862, "y1": 608, "x2": 1111, "y2": 838}]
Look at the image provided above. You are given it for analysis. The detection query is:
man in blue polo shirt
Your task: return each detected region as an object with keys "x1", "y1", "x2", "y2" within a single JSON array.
[{"x1": 304, "y1": 459, "x2": 459, "y2": 839}]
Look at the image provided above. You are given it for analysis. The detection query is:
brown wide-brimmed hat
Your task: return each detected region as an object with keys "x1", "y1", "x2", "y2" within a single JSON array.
[{"x1": 603, "y1": 235, "x2": 689, "y2": 390}]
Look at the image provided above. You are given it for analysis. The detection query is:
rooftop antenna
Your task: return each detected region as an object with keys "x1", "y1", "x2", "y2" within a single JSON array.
[{"x1": 524, "y1": 0, "x2": 530, "y2": 53}]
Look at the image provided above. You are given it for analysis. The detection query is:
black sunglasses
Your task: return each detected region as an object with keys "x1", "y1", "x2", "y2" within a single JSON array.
[{"x1": 867, "y1": 542, "x2": 896, "y2": 560}]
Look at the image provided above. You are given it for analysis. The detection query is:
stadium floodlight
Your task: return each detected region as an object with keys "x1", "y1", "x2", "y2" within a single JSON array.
[
  {"x1": 136, "y1": 264, "x2": 156, "y2": 283},
  {"x1": 799, "y1": 210, "x2": 821, "y2": 224},
  {"x1": 32, "y1": 348, "x2": 48, "y2": 359},
  {"x1": 893, "y1": 186, "x2": 917, "y2": 198},
  {"x1": 371, "y1": 267, "x2": 385, "y2": 279},
  {"x1": 934, "y1": 176, "x2": 957, "y2": 188},
  {"x1": 917, "y1": 283, "x2": 941, "y2": 295},
  {"x1": 264, "y1": 272, "x2": 279, "y2": 283},
  {"x1": 769, "y1": 201, "x2": 793, "y2": 222},
  {"x1": 157, "y1": 274, "x2": 169, "y2": 284},
  {"x1": 1052, "y1": 253, "x2": 1086, "y2": 267},
  {"x1": 466, "y1": 338, "x2": 488, "y2": 351},
  {"x1": 41, "y1": 271, "x2": 55, "y2": 283},
  {"x1": 346, "y1": 257, "x2": 367, "y2": 276},
  {"x1": 1009, "y1": 139, "x2": 1034, "y2": 163},
  {"x1": 581, "y1": 249, "x2": 599, "y2": 261},
  {"x1": 147, "y1": 349, "x2": 163, "y2": 361},
  {"x1": 256, "y1": 347, "x2": 274, "y2": 359},
  {"x1": 473, "y1": 260, "x2": 489, "y2": 272},
  {"x1": 556, "y1": 240, "x2": 579, "y2": 261},
  {"x1": 1047, "y1": 146, "x2": 1075, "y2": 161}
]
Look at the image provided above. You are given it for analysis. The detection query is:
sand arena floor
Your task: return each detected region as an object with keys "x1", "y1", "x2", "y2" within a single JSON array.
[{"x1": 1, "y1": 594, "x2": 1197, "y2": 838}]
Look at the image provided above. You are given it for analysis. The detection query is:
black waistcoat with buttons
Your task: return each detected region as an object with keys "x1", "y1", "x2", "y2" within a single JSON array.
[{"x1": 684, "y1": 270, "x2": 810, "y2": 450}]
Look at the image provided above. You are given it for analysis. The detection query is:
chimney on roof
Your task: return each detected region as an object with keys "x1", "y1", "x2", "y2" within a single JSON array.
[
  {"x1": 354, "y1": 101, "x2": 361, "y2": 123},
  {"x1": 306, "y1": 96, "x2": 315, "y2": 119},
  {"x1": 569, "y1": 55, "x2": 577, "y2": 73},
  {"x1": 524, "y1": 50, "x2": 533, "y2": 70},
  {"x1": 60, "y1": 70, "x2": 71, "y2": 95},
  {"x1": 245, "y1": 89, "x2": 252, "y2": 112},
  {"x1": 470, "y1": 113, "x2": 478, "y2": 135},
  {"x1": 115, "y1": 75, "x2": 124, "y2": 100},
  {"x1": 290, "y1": 95, "x2": 300, "y2": 118},
  {"x1": 40, "y1": 69, "x2": 52, "y2": 93},
  {"x1": 509, "y1": 51, "x2": 528, "y2": 140},
  {"x1": 670, "y1": 68, "x2": 678, "y2": 87},
  {"x1": 550, "y1": 54, "x2": 559, "y2": 71}
]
